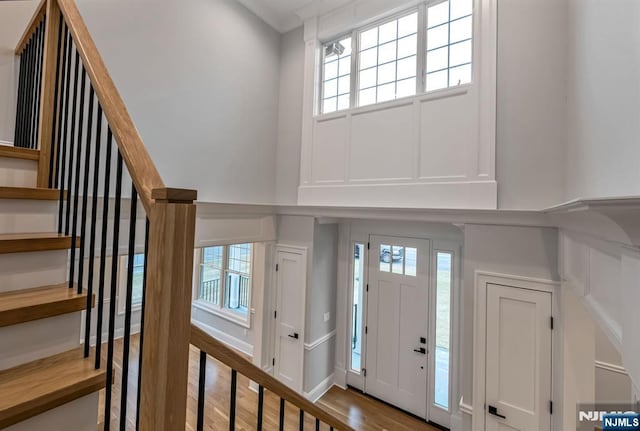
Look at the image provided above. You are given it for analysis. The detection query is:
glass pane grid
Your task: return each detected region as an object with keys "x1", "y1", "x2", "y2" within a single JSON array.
[
  {"x1": 426, "y1": 0, "x2": 473, "y2": 92},
  {"x1": 322, "y1": 36, "x2": 352, "y2": 114},
  {"x1": 358, "y1": 12, "x2": 418, "y2": 107}
]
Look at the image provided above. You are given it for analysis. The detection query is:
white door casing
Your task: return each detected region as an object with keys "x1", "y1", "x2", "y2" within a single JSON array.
[
  {"x1": 365, "y1": 235, "x2": 430, "y2": 418},
  {"x1": 473, "y1": 273, "x2": 554, "y2": 431},
  {"x1": 273, "y1": 246, "x2": 307, "y2": 393}
]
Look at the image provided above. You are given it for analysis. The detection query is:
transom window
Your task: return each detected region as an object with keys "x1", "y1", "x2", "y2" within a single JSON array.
[
  {"x1": 320, "y1": 0, "x2": 473, "y2": 114},
  {"x1": 197, "y1": 244, "x2": 252, "y2": 320}
]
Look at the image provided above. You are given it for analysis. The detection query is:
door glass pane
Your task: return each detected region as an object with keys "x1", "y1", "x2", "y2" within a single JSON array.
[
  {"x1": 379, "y1": 244, "x2": 391, "y2": 272},
  {"x1": 405, "y1": 247, "x2": 417, "y2": 276},
  {"x1": 434, "y1": 252, "x2": 452, "y2": 409},
  {"x1": 351, "y1": 243, "x2": 365, "y2": 372},
  {"x1": 392, "y1": 246, "x2": 404, "y2": 274}
]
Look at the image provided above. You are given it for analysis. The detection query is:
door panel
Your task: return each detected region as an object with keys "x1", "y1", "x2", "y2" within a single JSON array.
[
  {"x1": 486, "y1": 284, "x2": 551, "y2": 431},
  {"x1": 365, "y1": 235, "x2": 430, "y2": 418},
  {"x1": 274, "y1": 248, "x2": 306, "y2": 392}
]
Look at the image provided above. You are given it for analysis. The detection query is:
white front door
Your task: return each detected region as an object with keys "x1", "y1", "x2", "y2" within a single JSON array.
[
  {"x1": 273, "y1": 246, "x2": 306, "y2": 392},
  {"x1": 485, "y1": 283, "x2": 552, "y2": 431},
  {"x1": 365, "y1": 235, "x2": 430, "y2": 418}
]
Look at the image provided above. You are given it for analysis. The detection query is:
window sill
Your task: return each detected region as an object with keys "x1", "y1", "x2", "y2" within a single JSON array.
[
  {"x1": 192, "y1": 300, "x2": 251, "y2": 329},
  {"x1": 315, "y1": 84, "x2": 472, "y2": 122}
]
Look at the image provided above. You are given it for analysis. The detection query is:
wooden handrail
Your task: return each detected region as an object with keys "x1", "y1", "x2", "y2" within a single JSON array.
[
  {"x1": 190, "y1": 324, "x2": 355, "y2": 431},
  {"x1": 14, "y1": 0, "x2": 46, "y2": 55},
  {"x1": 51, "y1": 0, "x2": 167, "y2": 212}
]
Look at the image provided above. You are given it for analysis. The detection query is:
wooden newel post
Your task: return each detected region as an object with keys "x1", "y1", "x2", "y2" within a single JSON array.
[
  {"x1": 139, "y1": 188, "x2": 197, "y2": 431},
  {"x1": 36, "y1": 0, "x2": 61, "y2": 187}
]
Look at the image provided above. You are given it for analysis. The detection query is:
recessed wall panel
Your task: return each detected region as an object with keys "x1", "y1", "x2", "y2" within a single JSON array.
[{"x1": 312, "y1": 117, "x2": 348, "y2": 183}]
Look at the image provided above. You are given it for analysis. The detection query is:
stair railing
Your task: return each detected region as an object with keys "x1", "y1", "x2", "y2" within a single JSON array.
[
  {"x1": 14, "y1": 0, "x2": 197, "y2": 429},
  {"x1": 191, "y1": 324, "x2": 355, "y2": 431}
]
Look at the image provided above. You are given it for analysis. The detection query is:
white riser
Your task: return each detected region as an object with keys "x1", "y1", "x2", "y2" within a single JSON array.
[
  {"x1": 0, "y1": 158, "x2": 37, "y2": 188},
  {"x1": 0, "y1": 250, "x2": 67, "y2": 293},
  {"x1": 0, "y1": 312, "x2": 82, "y2": 371},
  {"x1": 0, "y1": 200, "x2": 58, "y2": 234},
  {"x1": 4, "y1": 393, "x2": 99, "y2": 431}
]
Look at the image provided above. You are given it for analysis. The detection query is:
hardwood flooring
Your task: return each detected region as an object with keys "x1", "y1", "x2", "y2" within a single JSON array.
[{"x1": 99, "y1": 335, "x2": 440, "y2": 431}]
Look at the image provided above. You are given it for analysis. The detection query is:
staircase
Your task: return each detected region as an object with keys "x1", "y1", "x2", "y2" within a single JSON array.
[{"x1": 0, "y1": 145, "x2": 105, "y2": 430}]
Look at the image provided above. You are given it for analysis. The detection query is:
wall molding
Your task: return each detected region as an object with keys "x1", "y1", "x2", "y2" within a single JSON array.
[
  {"x1": 304, "y1": 373, "x2": 335, "y2": 402},
  {"x1": 0, "y1": 140, "x2": 13, "y2": 146},
  {"x1": 192, "y1": 321, "x2": 254, "y2": 357},
  {"x1": 459, "y1": 396, "x2": 473, "y2": 415},
  {"x1": 595, "y1": 360, "x2": 628, "y2": 376},
  {"x1": 304, "y1": 329, "x2": 336, "y2": 351}
]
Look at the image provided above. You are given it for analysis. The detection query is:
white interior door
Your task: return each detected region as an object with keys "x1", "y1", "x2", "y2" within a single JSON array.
[
  {"x1": 485, "y1": 283, "x2": 552, "y2": 431},
  {"x1": 365, "y1": 235, "x2": 430, "y2": 418},
  {"x1": 273, "y1": 246, "x2": 306, "y2": 392}
]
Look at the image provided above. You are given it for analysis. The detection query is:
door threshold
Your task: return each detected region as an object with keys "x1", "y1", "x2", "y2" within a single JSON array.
[{"x1": 345, "y1": 385, "x2": 450, "y2": 431}]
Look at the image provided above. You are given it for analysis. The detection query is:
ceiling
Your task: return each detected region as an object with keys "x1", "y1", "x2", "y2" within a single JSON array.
[{"x1": 237, "y1": 0, "x2": 354, "y2": 33}]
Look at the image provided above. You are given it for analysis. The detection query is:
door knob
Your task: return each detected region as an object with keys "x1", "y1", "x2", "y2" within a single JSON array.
[
  {"x1": 413, "y1": 347, "x2": 426, "y2": 354},
  {"x1": 488, "y1": 405, "x2": 506, "y2": 419},
  {"x1": 288, "y1": 333, "x2": 299, "y2": 339}
]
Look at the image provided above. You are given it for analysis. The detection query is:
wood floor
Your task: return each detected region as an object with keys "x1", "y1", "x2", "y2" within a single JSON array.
[{"x1": 99, "y1": 335, "x2": 440, "y2": 431}]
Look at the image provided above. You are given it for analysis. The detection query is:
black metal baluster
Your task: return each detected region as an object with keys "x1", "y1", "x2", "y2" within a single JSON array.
[
  {"x1": 32, "y1": 21, "x2": 45, "y2": 149},
  {"x1": 22, "y1": 37, "x2": 35, "y2": 148},
  {"x1": 28, "y1": 23, "x2": 40, "y2": 149},
  {"x1": 257, "y1": 385, "x2": 264, "y2": 431},
  {"x1": 120, "y1": 186, "x2": 138, "y2": 430},
  {"x1": 64, "y1": 50, "x2": 80, "y2": 236},
  {"x1": 83, "y1": 106, "x2": 101, "y2": 358},
  {"x1": 300, "y1": 409, "x2": 305, "y2": 431},
  {"x1": 69, "y1": 66, "x2": 87, "y2": 288},
  {"x1": 135, "y1": 218, "x2": 149, "y2": 431},
  {"x1": 76, "y1": 85, "x2": 94, "y2": 295},
  {"x1": 14, "y1": 43, "x2": 27, "y2": 147},
  {"x1": 104, "y1": 151, "x2": 123, "y2": 430},
  {"x1": 94, "y1": 128, "x2": 113, "y2": 369},
  {"x1": 280, "y1": 398, "x2": 285, "y2": 431},
  {"x1": 57, "y1": 31, "x2": 72, "y2": 233},
  {"x1": 48, "y1": 13, "x2": 64, "y2": 188},
  {"x1": 315, "y1": 418, "x2": 320, "y2": 431},
  {"x1": 197, "y1": 351, "x2": 207, "y2": 431},
  {"x1": 230, "y1": 369, "x2": 237, "y2": 431}
]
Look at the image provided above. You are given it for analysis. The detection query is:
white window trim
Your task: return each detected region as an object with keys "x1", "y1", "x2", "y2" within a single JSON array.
[
  {"x1": 192, "y1": 246, "x2": 254, "y2": 329},
  {"x1": 317, "y1": 0, "x2": 474, "y2": 116},
  {"x1": 117, "y1": 254, "x2": 144, "y2": 316}
]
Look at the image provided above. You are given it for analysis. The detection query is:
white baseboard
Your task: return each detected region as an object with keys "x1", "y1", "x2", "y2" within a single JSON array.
[
  {"x1": 304, "y1": 373, "x2": 335, "y2": 402},
  {"x1": 449, "y1": 412, "x2": 463, "y2": 431},
  {"x1": 192, "y1": 320, "x2": 254, "y2": 357},
  {"x1": 0, "y1": 141, "x2": 13, "y2": 146}
]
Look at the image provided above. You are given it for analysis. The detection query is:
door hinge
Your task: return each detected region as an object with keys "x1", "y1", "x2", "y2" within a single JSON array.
[
  {"x1": 367, "y1": 242, "x2": 370, "y2": 250},
  {"x1": 549, "y1": 400, "x2": 553, "y2": 414},
  {"x1": 275, "y1": 263, "x2": 279, "y2": 271},
  {"x1": 366, "y1": 284, "x2": 369, "y2": 292},
  {"x1": 365, "y1": 326, "x2": 368, "y2": 334},
  {"x1": 274, "y1": 310, "x2": 277, "y2": 319},
  {"x1": 363, "y1": 368, "x2": 367, "y2": 377},
  {"x1": 550, "y1": 316, "x2": 554, "y2": 330},
  {"x1": 272, "y1": 358, "x2": 275, "y2": 366}
]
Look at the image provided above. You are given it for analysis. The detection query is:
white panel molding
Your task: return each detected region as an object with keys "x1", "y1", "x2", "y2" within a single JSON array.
[
  {"x1": 460, "y1": 397, "x2": 473, "y2": 415},
  {"x1": 299, "y1": 0, "x2": 498, "y2": 209},
  {"x1": 595, "y1": 360, "x2": 628, "y2": 376},
  {"x1": 304, "y1": 329, "x2": 336, "y2": 350},
  {"x1": 304, "y1": 373, "x2": 335, "y2": 402},
  {"x1": 192, "y1": 321, "x2": 254, "y2": 357}
]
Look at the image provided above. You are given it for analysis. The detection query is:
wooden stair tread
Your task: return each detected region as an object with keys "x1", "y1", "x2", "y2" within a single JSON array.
[
  {"x1": 0, "y1": 233, "x2": 80, "y2": 254},
  {"x1": 0, "y1": 349, "x2": 106, "y2": 429},
  {"x1": 0, "y1": 283, "x2": 93, "y2": 328},
  {"x1": 0, "y1": 186, "x2": 61, "y2": 200},
  {"x1": 0, "y1": 146, "x2": 39, "y2": 161}
]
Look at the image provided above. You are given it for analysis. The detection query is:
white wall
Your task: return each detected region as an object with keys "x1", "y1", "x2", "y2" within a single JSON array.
[
  {"x1": 565, "y1": 0, "x2": 640, "y2": 201},
  {"x1": 496, "y1": 0, "x2": 567, "y2": 209},
  {"x1": 0, "y1": 0, "x2": 39, "y2": 143},
  {"x1": 275, "y1": 27, "x2": 304, "y2": 204},
  {"x1": 75, "y1": 0, "x2": 281, "y2": 204}
]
